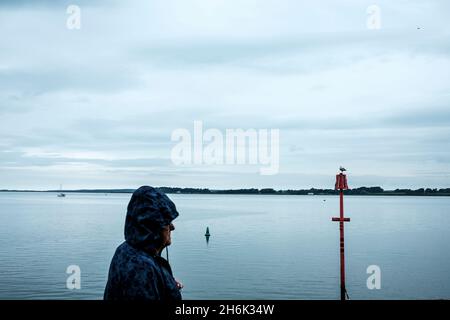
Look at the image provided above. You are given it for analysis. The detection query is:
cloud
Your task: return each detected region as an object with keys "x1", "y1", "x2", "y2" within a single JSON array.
[
  {"x1": 1, "y1": 0, "x2": 450, "y2": 189},
  {"x1": 0, "y1": 66, "x2": 141, "y2": 96},
  {"x1": 0, "y1": 0, "x2": 115, "y2": 8},
  {"x1": 0, "y1": 150, "x2": 170, "y2": 168}
]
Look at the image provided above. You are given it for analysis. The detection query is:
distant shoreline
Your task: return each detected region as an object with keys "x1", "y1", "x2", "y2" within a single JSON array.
[{"x1": 1, "y1": 187, "x2": 450, "y2": 196}]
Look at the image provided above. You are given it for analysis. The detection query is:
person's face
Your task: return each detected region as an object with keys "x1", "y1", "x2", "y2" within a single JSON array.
[{"x1": 161, "y1": 222, "x2": 175, "y2": 248}]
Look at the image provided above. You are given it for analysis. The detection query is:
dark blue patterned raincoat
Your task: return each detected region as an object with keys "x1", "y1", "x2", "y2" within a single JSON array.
[{"x1": 104, "y1": 186, "x2": 182, "y2": 301}]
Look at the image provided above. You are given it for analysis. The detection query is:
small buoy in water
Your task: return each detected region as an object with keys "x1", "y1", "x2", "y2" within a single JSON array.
[{"x1": 205, "y1": 227, "x2": 210, "y2": 237}]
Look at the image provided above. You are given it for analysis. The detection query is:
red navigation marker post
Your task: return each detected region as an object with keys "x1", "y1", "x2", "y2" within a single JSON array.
[{"x1": 332, "y1": 170, "x2": 351, "y2": 300}]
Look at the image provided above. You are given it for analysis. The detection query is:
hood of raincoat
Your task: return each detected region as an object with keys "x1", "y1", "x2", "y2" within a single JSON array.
[{"x1": 124, "y1": 186, "x2": 179, "y2": 253}]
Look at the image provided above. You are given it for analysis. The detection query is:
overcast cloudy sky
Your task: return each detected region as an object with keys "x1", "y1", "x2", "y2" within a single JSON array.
[{"x1": 1, "y1": 0, "x2": 449, "y2": 190}]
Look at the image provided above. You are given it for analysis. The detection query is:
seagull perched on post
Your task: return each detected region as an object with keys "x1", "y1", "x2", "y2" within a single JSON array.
[{"x1": 339, "y1": 166, "x2": 347, "y2": 172}]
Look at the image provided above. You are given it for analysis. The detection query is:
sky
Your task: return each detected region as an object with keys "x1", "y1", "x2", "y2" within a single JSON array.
[{"x1": 1, "y1": 0, "x2": 450, "y2": 190}]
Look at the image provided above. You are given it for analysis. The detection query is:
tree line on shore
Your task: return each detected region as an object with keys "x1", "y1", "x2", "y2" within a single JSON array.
[
  {"x1": 2, "y1": 187, "x2": 450, "y2": 196},
  {"x1": 157, "y1": 187, "x2": 450, "y2": 196}
]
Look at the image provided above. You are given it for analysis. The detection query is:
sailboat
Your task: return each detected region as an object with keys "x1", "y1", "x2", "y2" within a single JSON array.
[{"x1": 57, "y1": 184, "x2": 66, "y2": 197}]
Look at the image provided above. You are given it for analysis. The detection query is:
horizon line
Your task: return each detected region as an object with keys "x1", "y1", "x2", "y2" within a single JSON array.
[{"x1": 1, "y1": 186, "x2": 450, "y2": 193}]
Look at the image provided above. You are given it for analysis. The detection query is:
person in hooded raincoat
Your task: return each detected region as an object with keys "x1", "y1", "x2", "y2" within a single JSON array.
[{"x1": 104, "y1": 186, "x2": 182, "y2": 300}]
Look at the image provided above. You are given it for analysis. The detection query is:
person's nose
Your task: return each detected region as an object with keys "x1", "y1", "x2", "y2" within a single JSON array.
[{"x1": 169, "y1": 223, "x2": 175, "y2": 231}]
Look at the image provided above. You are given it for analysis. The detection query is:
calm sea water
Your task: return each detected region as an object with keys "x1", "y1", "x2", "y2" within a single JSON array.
[{"x1": 0, "y1": 192, "x2": 449, "y2": 300}]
